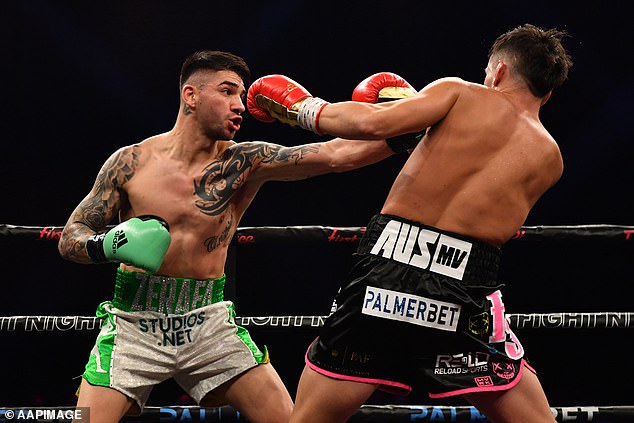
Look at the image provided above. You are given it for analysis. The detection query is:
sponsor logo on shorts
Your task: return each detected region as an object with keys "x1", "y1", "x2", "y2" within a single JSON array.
[
  {"x1": 369, "y1": 220, "x2": 472, "y2": 280},
  {"x1": 131, "y1": 275, "x2": 217, "y2": 314},
  {"x1": 433, "y1": 352, "x2": 490, "y2": 375},
  {"x1": 492, "y1": 361, "x2": 517, "y2": 381},
  {"x1": 468, "y1": 311, "x2": 491, "y2": 336},
  {"x1": 362, "y1": 286, "x2": 461, "y2": 331},
  {"x1": 474, "y1": 375, "x2": 494, "y2": 387},
  {"x1": 139, "y1": 311, "x2": 206, "y2": 347}
]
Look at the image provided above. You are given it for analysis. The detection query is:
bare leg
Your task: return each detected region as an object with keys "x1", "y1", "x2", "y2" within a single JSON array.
[
  {"x1": 201, "y1": 363, "x2": 293, "y2": 423},
  {"x1": 74, "y1": 378, "x2": 136, "y2": 423},
  {"x1": 464, "y1": 364, "x2": 555, "y2": 423},
  {"x1": 288, "y1": 365, "x2": 378, "y2": 423}
]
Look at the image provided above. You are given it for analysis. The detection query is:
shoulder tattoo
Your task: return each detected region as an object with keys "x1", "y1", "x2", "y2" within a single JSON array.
[{"x1": 193, "y1": 142, "x2": 319, "y2": 216}]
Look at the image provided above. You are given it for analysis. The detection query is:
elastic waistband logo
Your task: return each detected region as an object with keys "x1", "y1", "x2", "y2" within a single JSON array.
[
  {"x1": 129, "y1": 274, "x2": 219, "y2": 314},
  {"x1": 362, "y1": 286, "x2": 461, "y2": 331},
  {"x1": 369, "y1": 219, "x2": 472, "y2": 280}
]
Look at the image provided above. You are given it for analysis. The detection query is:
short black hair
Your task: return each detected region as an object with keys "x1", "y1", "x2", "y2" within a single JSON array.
[
  {"x1": 179, "y1": 50, "x2": 251, "y2": 89},
  {"x1": 489, "y1": 24, "x2": 573, "y2": 97}
]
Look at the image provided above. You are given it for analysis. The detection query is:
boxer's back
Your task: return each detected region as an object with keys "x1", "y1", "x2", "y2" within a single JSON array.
[{"x1": 382, "y1": 81, "x2": 563, "y2": 247}]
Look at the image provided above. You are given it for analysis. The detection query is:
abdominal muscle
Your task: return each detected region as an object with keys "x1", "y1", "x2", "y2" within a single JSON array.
[{"x1": 120, "y1": 230, "x2": 231, "y2": 280}]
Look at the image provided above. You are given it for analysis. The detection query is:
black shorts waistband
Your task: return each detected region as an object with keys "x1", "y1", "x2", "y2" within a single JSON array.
[{"x1": 357, "y1": 214, "x2": 501, "y2": 286}]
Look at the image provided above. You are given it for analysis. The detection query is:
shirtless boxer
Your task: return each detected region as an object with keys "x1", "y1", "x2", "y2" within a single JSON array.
[
  {"x1": 248, "y1": 24, "x2": 573, "y2": 423},
  {"x1": 57, "y1": 50, "x2": 413, "y2": 423}
]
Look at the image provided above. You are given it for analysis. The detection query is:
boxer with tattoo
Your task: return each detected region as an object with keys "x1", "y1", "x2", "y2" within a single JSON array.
[{"x1": 58, "y1": 50, "x2": 403, "y2": 423}]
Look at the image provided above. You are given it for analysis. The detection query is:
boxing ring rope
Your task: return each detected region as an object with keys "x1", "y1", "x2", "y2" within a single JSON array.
[
  {"x1": 3, "y1": 223, "x2": 634, "y2": 243},
  {"x1": 1, "y1": 223, "x2": 633, "y2": 422},
  {"x1": 2, "y1": 312, "x2": 634, "y2": 332}
]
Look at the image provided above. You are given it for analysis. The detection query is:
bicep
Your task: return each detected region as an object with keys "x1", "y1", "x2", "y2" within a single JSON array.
[
  {"x1": 68, "y1": 178, "x2": 121, "y2": 230},
  {"x1": 58, "y1": 160, "x2": 123, "y2": 260},
  {"x1": 65, "y1": 146, "x2": 139, "y2": 231},
  {"x1": 388, "y1": 78, "x2": 463, "y2": 134}
]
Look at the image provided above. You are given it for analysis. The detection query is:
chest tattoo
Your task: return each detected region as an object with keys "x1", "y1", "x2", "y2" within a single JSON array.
[
  {"x1": 204, "y1": 213, "x2": 234, "y2": 252},
  {"x1": 193, "y1": 143, "x2": 289, "y2": 216},
  {"x1": 192, "y1": 142, "x2": 321, "y2": 252}
]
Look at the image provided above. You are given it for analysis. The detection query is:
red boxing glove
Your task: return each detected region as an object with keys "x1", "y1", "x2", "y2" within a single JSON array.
[
  {"x1": 352, "y1": 72, "x2": 417, "y2": 103},
  {"x1": 247, "y1": 74, "x2": 329, "y2": 133},
  {"x1": 353, "y1": 72, "x2": 422, "y2": 154}
]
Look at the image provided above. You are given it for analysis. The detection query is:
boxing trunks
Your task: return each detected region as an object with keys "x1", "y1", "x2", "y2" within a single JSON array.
[
  {"x1": 306, "y1": 213, "x2": 533, "y2": 398},
  {"x1": 82, "y1": 269, "x2": 268, "y2": 411}
]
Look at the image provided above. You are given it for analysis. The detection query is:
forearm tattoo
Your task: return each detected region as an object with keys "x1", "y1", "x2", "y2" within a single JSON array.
[{"x1": 194, "y1": 142, "x2": 319, "y2": 216}]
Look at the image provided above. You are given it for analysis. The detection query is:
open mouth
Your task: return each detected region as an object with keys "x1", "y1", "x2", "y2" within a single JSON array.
[{"x1": 230, "y1": 116, "x2": 242, "y2": 131}]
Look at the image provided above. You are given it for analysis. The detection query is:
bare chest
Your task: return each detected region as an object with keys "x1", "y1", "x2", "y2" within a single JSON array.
[{"x1": 122, "y1": 159, "x2": 254, "y2": 225}]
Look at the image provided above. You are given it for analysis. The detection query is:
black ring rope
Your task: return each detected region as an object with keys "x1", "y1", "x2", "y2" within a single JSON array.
[
  {"x1": 2, "y1": 312, "x2": 633, "y2": 332},
  {"x1": 3, "y1": 223, "x2": 634, "y2": 245},
  {"x1": 1, "y1": 404, "x2": 633, "y2": 422}
]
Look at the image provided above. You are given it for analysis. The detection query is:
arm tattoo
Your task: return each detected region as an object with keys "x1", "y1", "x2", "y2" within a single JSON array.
[
  {"x1": 78, "y1": 145, "x2": 139, "y2": 229},
  {"x1": 193, "y1": 142, "x2": 320, "y2": 216},
  {"x1": 268, "y1": 143, "x2": 321, "y2": 164},
  {"x1": 59, "y1": 146, "x2": 139, "y2": 259}
]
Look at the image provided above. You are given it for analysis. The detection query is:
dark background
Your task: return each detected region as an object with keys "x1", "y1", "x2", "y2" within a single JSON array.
[{"x1": 1, "y1": 0, "x2": 633, "y2": 410}]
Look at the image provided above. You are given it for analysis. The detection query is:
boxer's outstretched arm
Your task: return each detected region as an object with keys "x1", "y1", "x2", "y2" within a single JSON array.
[
  {"x1": 234, "y1": 139, "x2": 394, "y2": 183},
  {"x1": 316, "y1": 77, "x2": 463, "y2": 140}
]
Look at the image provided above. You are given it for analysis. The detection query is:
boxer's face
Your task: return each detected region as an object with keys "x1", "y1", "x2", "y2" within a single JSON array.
[{"x1": 185, "y1": 70, "x2": 246, "y2": 140}]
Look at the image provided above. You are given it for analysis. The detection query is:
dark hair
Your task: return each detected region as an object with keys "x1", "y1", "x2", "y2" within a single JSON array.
[
  {"x1": 489, "y1": 23, "x2": 573, "y2": 98},
  {"x1": 179, "y1": 50, "x2": 251, "y2": 89}
]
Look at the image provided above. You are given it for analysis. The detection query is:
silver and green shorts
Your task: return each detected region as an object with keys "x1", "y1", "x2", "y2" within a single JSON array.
[{"x1": 82, "y1": 268, "x2": 268, "y2": 411}]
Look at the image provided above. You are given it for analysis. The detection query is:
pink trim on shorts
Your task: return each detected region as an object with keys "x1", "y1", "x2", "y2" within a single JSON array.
[
  {"x1": 429, "y1": 359, "x2": 535, "y2": 398},
  {"x1": 304, "y1": 349, "x2": 412, "y2": 395}
]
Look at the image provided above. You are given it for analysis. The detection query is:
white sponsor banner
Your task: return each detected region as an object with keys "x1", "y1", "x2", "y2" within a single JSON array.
[{"x1": 362, "y1": 286, "x2": 461, "y2": 332}]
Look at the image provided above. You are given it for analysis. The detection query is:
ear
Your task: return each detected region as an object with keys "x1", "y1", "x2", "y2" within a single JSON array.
[
  {"x1": 182, "y1": 84, "x2": 197, "y2": 109},
  {"x1": 541, "y1": 91, "x2": 552, "y2": 106},
  {"x1": 492, "y1": 60, "x2": 506, "y2": 87}
]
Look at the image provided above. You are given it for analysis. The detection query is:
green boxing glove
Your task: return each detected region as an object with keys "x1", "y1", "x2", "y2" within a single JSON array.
[{"x1": 86, "y1": 215, "x2": 171, "y2": 273}]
